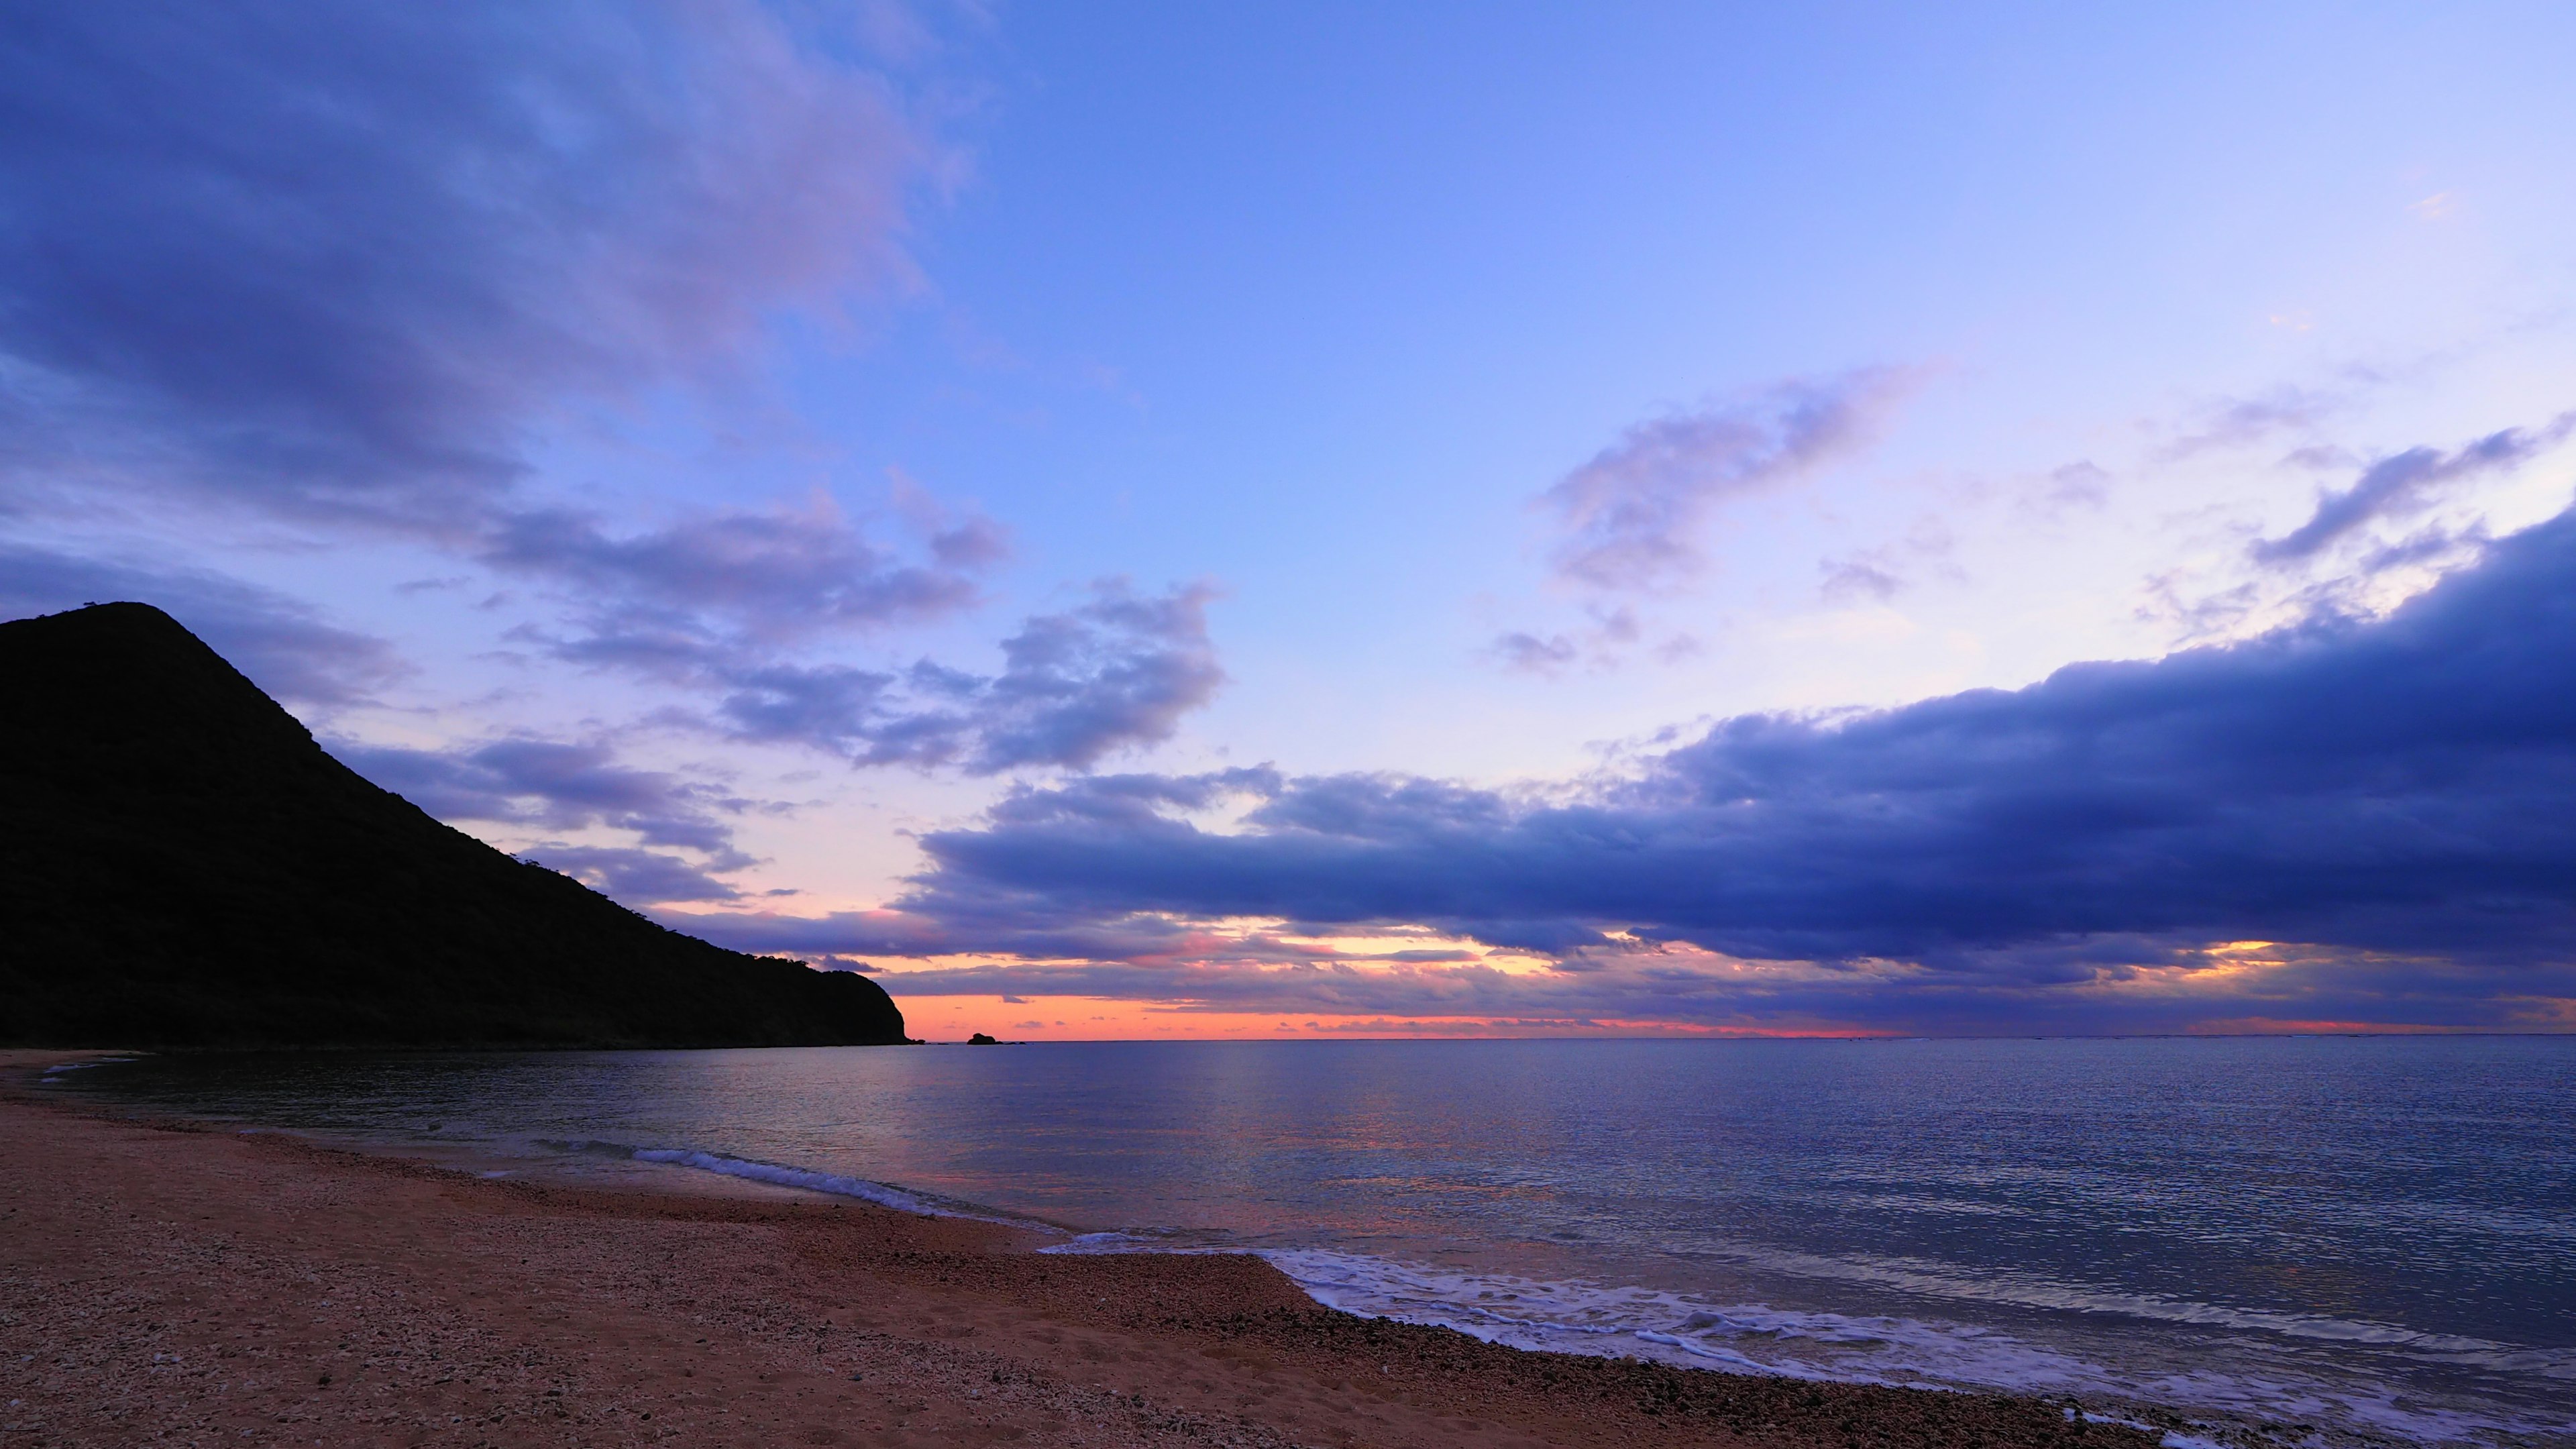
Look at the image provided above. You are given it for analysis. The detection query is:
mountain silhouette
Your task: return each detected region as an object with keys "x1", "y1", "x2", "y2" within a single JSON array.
[{"x1": 0, "y1": 602, "x2": 906, "y2": 1049}]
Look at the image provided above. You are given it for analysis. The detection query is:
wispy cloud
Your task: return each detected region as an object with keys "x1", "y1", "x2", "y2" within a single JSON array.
[
  {"x1": 715, "y1": 580, "x2": 1225, "y2": 773},
  {"x1": 1817, "y1": 556, "x2": 1902, "y2": 603},
  {"x1": 517, "y1": 844, "x2": 745, "y2": 905},
  {"x1": 1486, "y1": 607, "x2": 1640, "y2": 676},
  {"x1": 1489, "y1": 630, "x2": 1580, "y2": 674},
  {"x1": 490, "y1": 493, "x2": 1006, "y2": 657},
  {"x1": 1815, "y1": 515, "x2": 1955, "y2": 604},
  {"x1": 2151, "y1": 386, "x2": 2341, "y2": 463},
  {"x1": 0, "y1": 545, "x2": 404, "y2": 706},
  {"x1": 2250, "y1": 415, "x2": 2575, "y2": 565},
  {"x1": 329, "y1": 735, "x2": 754, "y2": 859},
  {"x1": 0, "y1": 1, "x2": 937, "y2": 530},
  {"x1": 325, "y1": 733, "x2": 772, "y2": 905},
  {"x1": 0, "y1": 4, "x2": 1235, "y2": 799},
  {"x1": 0, "y1": 0, "x2": 1053, "y2": 777},
  {"x1": 1538, "y1": 367, "x2": 1919, "y2": 592}
]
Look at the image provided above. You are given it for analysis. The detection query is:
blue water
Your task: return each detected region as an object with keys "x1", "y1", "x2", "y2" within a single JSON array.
[{"x1": 46, "y1": 1037, "x2": 2576, "y2": 1445}]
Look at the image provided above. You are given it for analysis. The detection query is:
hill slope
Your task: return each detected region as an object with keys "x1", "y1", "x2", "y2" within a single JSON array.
[{"x1": 0, "y1": 602, "x2": 906, "y2": 1048}]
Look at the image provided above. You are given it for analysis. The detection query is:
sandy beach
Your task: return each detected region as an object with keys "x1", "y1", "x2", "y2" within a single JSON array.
[{"x1": 0, "y1": 1053, "x2": 2153, "y2": 1449}]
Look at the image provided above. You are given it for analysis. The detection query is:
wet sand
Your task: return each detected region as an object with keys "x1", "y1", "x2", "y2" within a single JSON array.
[{"x1": 0, "y1": 1052, "x2": 2155, "y2": 1448}]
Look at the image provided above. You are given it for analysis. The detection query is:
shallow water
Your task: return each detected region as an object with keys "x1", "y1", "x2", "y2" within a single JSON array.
[{"x1": 47, "y1": 1036, "x2": 2576, "y2": 1444}]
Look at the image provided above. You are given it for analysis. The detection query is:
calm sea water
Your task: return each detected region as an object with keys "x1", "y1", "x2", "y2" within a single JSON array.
[{"x1": 46, "y1": 1037, "x2": 2576, "y2": 1445}]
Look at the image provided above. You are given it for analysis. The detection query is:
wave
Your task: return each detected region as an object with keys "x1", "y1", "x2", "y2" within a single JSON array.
[
  {"x1": 607, "y1": 1144, "x2": 2573, "y2": 1446},
  {"x1": 629, "y1": 1147, "x2": 1038, "y2": 1228},
  {"x1": 1250, "y1": 1250, "x2": 2574, "y2": 1448},
  {"x1": 1704, "y1": 1241, "x2": 2567, "y2": 1364},
  {"x1": 36, "y1": 1057, "x2": 121, "y2": 1077}
]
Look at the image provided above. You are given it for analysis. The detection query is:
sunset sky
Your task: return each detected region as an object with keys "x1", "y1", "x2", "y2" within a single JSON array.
[{"x1": 7, "y1": 2, "x2": 2576, "y2": 1037}]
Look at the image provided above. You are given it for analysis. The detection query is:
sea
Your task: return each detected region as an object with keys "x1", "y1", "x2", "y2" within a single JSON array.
[{"x1": 41, "y1": 1036, "x2": 2576, "y2": 1447}]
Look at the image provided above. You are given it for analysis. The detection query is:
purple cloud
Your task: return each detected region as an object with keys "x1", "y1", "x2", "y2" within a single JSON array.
[
  {"x1": 0, "y1": 5, "x2": 1218, "y2": 794},
  {"x1": 489, "y1": 494, "x2": 1006, "y2": 657},
  {"x1": 1817, "y1": 556, "x2": 1902, "y2": 603},
  {"x1": 809, "y1": 494, "x2": 2576, "y2": 1031},
  {"x1": 1491, "y1": 631, "x2": 1580, "y2": 674},
  {"x1": 2251, "y1": 415, "x2": 2575, "y2": 565},
  {"x1": 714, "y1": 580, "x2": 1225, "y2": 773},
  {"x1": 519, "y1": 845, "x2": 745, "y2": 906},
  {"x1": 0, "y1": 1, "x2": 934, "y2": 529},
  {"x1": 2152, "y1": 386, "x2": 2341, "y2": 463},
  {"x1": 329, "y1": 735, "x2": 754, "y2": 861},
  {"x1": 1539, "y1": 368, "x2": 1919, "y2": 592},
  {"x1": 0, "y1": 545, "x2": 403, "y2": 706}
]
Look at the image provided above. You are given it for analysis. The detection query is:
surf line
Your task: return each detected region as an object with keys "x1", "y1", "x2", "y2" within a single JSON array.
[{"x1": 630, "y1": 1146, "x2": 1048, "y2": 1230}]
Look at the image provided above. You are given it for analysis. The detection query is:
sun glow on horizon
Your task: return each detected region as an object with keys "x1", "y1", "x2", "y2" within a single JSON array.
[{"x1": 883, "y1": 993, "x2": 1904, "y2": 1043}]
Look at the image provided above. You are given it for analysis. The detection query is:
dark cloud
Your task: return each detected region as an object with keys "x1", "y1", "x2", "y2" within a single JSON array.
[
  {"x1": 711, "y1": 581, "x2": 1224, "y2": 773},
  {"x1": 2251, "y1": 416, "x2": 2574, "y2": 565},
  {"x1": 830, "y1": 499, "x2": 2576, "y2": 1030},
  {"x1": 0, "y1": 547, "x2": 403, "y2": 706},
  {"x1": 329, "y1": 735, "x2": 754, "y2": 863},
  {"x1": 1539, "y1": 368, "x2": 1918, "y2": 592},
  {"x1": 0, "y1": 1, "x2": 930, "y2": 527}
]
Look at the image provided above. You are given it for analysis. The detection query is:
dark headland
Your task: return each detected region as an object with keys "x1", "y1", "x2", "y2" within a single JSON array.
[{"x1": 0, "y1": 602, "x2": 905, "y2": 1049}]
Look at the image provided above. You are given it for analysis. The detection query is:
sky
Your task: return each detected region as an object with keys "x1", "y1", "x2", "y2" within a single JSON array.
[{"x1": 5, "y1": 1, "x2": 2576, "y2": 1039}]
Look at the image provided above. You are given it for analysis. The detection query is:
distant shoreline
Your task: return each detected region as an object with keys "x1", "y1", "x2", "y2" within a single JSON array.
[{"x1": 0, "y1": 1050, "x2": 2155, "y2": 1448}]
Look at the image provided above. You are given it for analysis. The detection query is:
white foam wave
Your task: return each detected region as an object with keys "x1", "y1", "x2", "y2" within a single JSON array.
[
  {"x1": 1040, "y1": 1231, "x2": 1166, "y2": 1254},
  {"x1": 629, "y1": 1148, "x2": 1036, "y2": 1227},
  {"x1": 1251, "y1": 1249, "x2": 2575, "y2": 1446},
  {"x1": 1715, "y1": 1242, "x2": 2555, "y2": 1362},
  {"x1": 36, "y1": 1058, "x2": 116, "y2": 1077}
]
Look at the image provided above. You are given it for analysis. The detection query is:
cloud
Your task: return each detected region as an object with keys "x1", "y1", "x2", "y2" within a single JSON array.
[
  {"x1": 0, "y1": 1, "x2": 936, "y2": 528},
  {"x1": 329, "y1": 735, "x2": 754, "y2": 861},
  {"x1": 828, "y1": 498, "x2": 2576, "y2": 1031},
  {"x1": 1485, "y1": 607, "x2": 1651, "y2": 676},
  {"x1": 2251, "y1": 415, "x2": 2575, "y2": 565},
  {"x1": 712, "y1": 580, "x2": 1224, "y2": 773},
  {"x1": 2044, "y1": 462, "x2": 2112, "y2": 508},
  {"x1": 1490, "y1": 630, "x2": 1580, "y2": 674},
  {"x1": 1817, "y1": 557, "x2": 1902, "y2": 603},
  {"x1": 2152, "y1": 387, "x2": 2340, "y2": 463},
  {"x1": 0, "y1": 5, "x2": 1213, "y2": 794},
  {"x1": 519, "y1": 845, "x2": 744, "y2": 904},
  {"x1": 844, "y1": 949, "x2": 2576, "y2": 1037},
  {"x1": 492, "y1": 492, "x2": 1005, "y2": 658},
  {"x1": 1816, "y1": 516, "x2": 1953, "y2": 604},
  {"x1": 0, "y1": 546, "x2": 404, "y2": 705},
  {"x1": 1538, "y1": 367, "x2": 1918, "y2": 592}
]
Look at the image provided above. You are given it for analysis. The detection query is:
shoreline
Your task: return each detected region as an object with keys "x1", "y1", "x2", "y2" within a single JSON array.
[{"x1": 1, "y1": 1051, "x2": 2167, "y2": 1448}]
